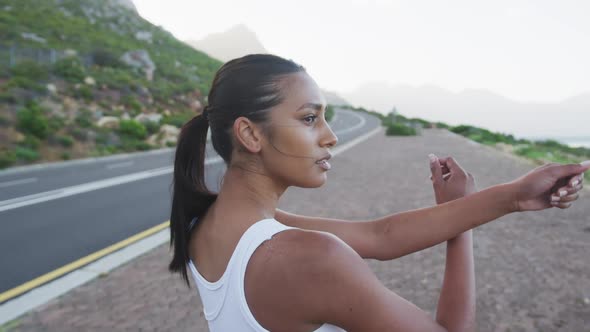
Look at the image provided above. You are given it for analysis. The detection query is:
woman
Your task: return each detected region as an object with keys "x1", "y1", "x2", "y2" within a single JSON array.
[{"x1": 169, "y1": 54, "x2": 588, "y2": 331}]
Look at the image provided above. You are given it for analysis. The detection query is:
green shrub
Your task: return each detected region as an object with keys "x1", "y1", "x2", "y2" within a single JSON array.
[
  {"x1": 15, "y1": 146, "x2": 40, "y2": 162},
  {"x1": 93, "y1": 67, "x2": 138, "y2": 89},
  {"x1": 135, "y1": 141, "x2": 153, "y2": 151},
  {"x1": 11, "y1": 61, "x2": 49, "y2": 81},
  {"x1": 408, "y1": 118, "x2": 431, "y2": 128},
  {"x1": 57, "y1": 135, "x2": 74, "y2": 147},
  {"x1": 91, "y1": 49, "x2": 123, "y2": 68},
  {"x1": 69, "y1": 127, "x2": 88, "y2": 141},
  {"x1": 120, "y1": 137, "x2": 152, "y2": 151},
  {"x1": 19, "y1": 135, "x2": 41, "y2": 149},
  {"x1": 166, "y1": 141, "x2": 176, "y2": 147},
  {"x1": 0, "y1": 91, "x2": 17, "y2": 103},
  {"x1": 16, "y1": 103, "x2": 50, "y2": 139},
  {"x1": 118, "y1": 119, "x2": 147, "y2": 139},
  {"x1": 61, "y1": 152, "x2": 71, "y2": 160},
  {"x1": 325, "y1": 105, "x2": 335, "y2": 122},
  {"x1": 435, "y1": 122, "x2": 451, "y2": 129},
  {"x1": 144, "y1": 121, "x2": 160, "y2": 135},
  {"x1": 120, "y1": 95, "x2": 142, "y2": 113},
  {"x1": 161, "y1": 110, "x2": 194, "y2": 128},
  {"x1": 0, "y1": 150, "x2": 17, "y2": 169},
  {"x1": 74, "y1": 85, "x2": 94, "y2": 100},
  {"x1": 75, "y1": 109, "x2": 93, "y2": 128},
  {"x1": 48, "y1": 116, "x2": 66, "y2": 132},
  {"x1": 450, "y1": 125, "x2": 476, "y2": 136},
  {"x1": 451, "y1": 125, "x2": 519, "y2": 146},
  {"x1": 386, "y1": 123, "x2": 417, "y2": 136},
  {"x1": 150, "y1": 80, "x2": 176, "y2": 101},
  {"x1": 53, "y1": 57, "x2": 85, "y2": 82},
  {"x1": 6, "y1": 76, "x2": 46, "y2": 92}
]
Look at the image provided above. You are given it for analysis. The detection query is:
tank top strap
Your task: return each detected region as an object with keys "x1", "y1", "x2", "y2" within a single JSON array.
[
  {"x1": 188, "y1": 218, "x2": 295, "y2": 323},
  {"x1": 234, "y1": 219, "x2": 297, "y2": 330}
]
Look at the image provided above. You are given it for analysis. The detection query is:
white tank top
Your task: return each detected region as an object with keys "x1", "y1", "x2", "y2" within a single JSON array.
[{"x1": 188, "y1": 218, "x2": 346, "y2": 331}]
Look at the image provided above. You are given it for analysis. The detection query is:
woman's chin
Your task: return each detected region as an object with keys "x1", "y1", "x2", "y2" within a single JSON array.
[{"x1": 300, "y1": 174, "x2": 327, "y2": 188}]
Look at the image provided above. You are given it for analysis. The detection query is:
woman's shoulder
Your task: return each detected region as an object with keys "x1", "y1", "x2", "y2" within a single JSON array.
[{"x1": 244, "y1": 227, "x2": 369, "y2": 329}]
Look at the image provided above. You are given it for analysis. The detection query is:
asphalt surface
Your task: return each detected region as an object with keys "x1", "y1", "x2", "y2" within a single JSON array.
[{"x1": 0, "y1": 109, "x2": 381, "y2": 295}]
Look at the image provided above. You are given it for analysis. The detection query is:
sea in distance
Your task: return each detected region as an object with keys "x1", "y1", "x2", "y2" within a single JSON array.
[{"x1": 523, "y1": 136, "x2": 590, "y2": 149}]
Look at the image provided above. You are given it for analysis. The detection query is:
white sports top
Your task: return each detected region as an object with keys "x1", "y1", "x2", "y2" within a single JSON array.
[{"x1": 188, "y1": 218, "x2": 346, "y2": 331}]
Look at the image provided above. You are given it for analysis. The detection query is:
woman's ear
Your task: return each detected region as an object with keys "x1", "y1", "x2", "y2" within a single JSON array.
[{"x1": 233, "y1": 116, "x2": 262, "y2": 153}]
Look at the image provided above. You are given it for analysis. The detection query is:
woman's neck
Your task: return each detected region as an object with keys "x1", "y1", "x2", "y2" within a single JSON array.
[{"x1": 209, "y1": 164, "x2": 286, "y2": 230}]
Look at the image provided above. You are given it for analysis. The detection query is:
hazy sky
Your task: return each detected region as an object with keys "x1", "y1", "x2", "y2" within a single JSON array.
[{"x1": 134, "y1": 0, "x2": 590, "y2": 103}]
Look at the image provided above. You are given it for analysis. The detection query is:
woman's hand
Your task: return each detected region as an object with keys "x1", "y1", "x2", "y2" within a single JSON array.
[
  {"x1": 508, "y1": 161, "x2": 589, "y2": 212},
  {"x1": 429, "y1": 154, "x2": 477, "y2": 205}
]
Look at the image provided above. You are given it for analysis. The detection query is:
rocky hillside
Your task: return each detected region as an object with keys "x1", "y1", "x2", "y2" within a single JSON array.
[{"x1": 0, "y1": 0, "x2": 222, "y2": 169}]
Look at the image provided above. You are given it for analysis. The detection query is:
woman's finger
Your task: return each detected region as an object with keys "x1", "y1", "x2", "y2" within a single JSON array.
[
  {"x1": 568, "y1": 174, "x2": 584, "y2": 187},
  {"x1": 550, "y1": 201, "x2": 573, "y2": 209},
  {"x1": 559, "y1": 193, "x2": 579, "y2": 203},
  {"x1": 555, "y1": 182, "x2": 583, "y2": 197}
]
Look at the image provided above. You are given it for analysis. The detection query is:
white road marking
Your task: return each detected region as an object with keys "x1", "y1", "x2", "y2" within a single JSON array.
[
  {"x1": 0, "y1": 228, "x2": 170, "y2": 325},
  {"x1": 106, "y1": 161, "x2": 134, "y2": 169},
  {"x1": 0, "y1": 157, "x2": 223, "y2": 213},
  {"x1": 332, "y1": 126, "x2": 381, "y2": 156},
  {"x1": 0, "y1": 178, "x2": 38, "y2": 188},
  {"x1": 333, "y1": 110, "x2": 366, "y2": 135},
  {"x1": 0, "y1": 110, "x2": 371, "y2": 212},
  {"x1": 0, "y1": 117, "x2": 382, "y2": 322}
]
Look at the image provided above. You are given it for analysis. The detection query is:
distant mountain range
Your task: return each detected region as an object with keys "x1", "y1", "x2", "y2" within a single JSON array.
[
  {"x1": 185, "y1": 24, "x2": 268, "y2": 62},
  {"x1": 342, "y1": 82, "x2": 590, "y2": 138},
  {"x1": 186, "y1": 25, "x2": 587, "y2": 138},
  {"x1": 185, "y1": 25, "x2": 350, "y2": 107}
]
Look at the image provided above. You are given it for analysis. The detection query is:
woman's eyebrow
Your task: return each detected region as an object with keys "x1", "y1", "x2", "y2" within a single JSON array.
[{"x1": 295, "y1": 103, "x2": 324, "y2": 112}]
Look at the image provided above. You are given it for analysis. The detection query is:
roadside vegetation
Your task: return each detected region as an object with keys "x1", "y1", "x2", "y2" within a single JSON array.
[{"x1": 338, "y1": 105, "x2": 590, "y2": 178}]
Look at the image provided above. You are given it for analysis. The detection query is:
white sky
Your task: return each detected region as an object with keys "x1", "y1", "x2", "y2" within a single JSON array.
[{"x1": 134, "y1": 0, "x2": 590, "y2": 103}]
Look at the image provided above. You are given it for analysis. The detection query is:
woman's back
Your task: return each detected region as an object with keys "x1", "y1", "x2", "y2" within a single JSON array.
[{"x1": 189, "y1": 217, "x2": 345, "y2": 331}]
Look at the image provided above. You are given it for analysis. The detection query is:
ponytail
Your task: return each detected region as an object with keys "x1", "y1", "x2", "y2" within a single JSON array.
[{"x1": 169, "y1": 110, "x2": 217, "y2": 286}]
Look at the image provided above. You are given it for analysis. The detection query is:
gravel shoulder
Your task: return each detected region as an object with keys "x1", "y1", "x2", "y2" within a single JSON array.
[{"x1": 10, "y1": 128, "x2": 590, "y2": 332}]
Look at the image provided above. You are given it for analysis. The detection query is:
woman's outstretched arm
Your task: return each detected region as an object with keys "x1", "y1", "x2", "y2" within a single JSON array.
[
  {"x1": 371, "y1": 182, "x2": 514, "y2": 260},
  {"x1": 277, "y1": 161, "x2": 587, "y2": 261},
  {"x1": 276, "y1": 182, "x2": 513, "y2": 260}
]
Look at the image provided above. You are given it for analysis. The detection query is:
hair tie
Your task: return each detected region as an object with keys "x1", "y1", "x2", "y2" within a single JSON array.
[
  {"x1": 188, "y1": 217, "x2": 198, "y2": 232},
  {"x1": 201, "y1": 106, "x2": 210, "y2": 121}
]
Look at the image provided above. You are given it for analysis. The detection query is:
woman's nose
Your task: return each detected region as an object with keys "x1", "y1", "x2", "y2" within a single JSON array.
[{"x1": 322, "y1": 124, "x2": 338, "y2": 148}]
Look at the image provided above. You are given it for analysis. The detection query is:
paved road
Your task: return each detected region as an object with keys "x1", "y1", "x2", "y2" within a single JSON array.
[
  {"x1": 10, "y1": 128, "x2": 589, "y2": 331},
  {"x1": 0, "y1": 109, "x2": 380, "y2": 295}
]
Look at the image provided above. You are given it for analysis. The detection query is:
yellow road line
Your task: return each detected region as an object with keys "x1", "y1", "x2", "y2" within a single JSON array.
[{"x1": 0, "y1": 220, "x2": 170, "y2": 304}]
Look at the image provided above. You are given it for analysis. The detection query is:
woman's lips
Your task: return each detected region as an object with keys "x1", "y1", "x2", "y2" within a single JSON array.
[{"x1": 316, "y1": 160, "x2": 331, "y2": 170}]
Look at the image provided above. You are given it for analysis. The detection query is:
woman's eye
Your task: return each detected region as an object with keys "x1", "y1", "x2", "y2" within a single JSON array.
[{"x1": 303, "y1": 115, "x2": 317, "y2": 125}]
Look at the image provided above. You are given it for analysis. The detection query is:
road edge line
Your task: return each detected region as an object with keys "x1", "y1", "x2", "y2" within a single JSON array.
[
  {"x1": 0, "y1": 221, "x2": 170, "y2": 325},
  {"x1": 0, "y1": 120, "x2": 383, "y2": 326}
]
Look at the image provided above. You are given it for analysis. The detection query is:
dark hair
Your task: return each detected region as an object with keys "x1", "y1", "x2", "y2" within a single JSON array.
[{"x1": 169, "y1": 54, "x2": 305, "y2": 285}]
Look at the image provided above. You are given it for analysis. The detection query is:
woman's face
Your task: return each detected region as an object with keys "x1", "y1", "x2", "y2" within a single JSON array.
[{"x1": 260, "y1": 72, "x2": 338, "y2": 188}]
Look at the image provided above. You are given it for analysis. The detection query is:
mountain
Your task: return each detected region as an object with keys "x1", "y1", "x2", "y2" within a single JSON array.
[
  {"x1": 343, "y1": 82, "x2": 590, "y2": 138},
  {"x1": 186, "y1": 24, "x2": 268, "y2": 62},
  {"x1": 186, "y1": 25, "x2": 350, "y2": 107},
  {"x1": 319, "y1": 90, "x2": 349, "y2": 107},
  {"x1": 0, "y1": 0, "x2": 223, "y2": 169}
]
